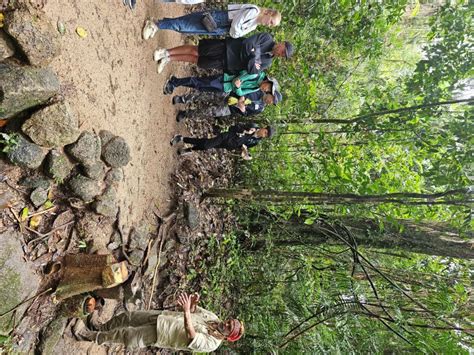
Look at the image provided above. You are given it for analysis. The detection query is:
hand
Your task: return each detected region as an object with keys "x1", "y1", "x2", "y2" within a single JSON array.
[
  {"x1": 190, "y1": 293, "x2": 200, "y2": 312},
  {"x1": 255, "y1": 63, "x2": 261, "y2": 70},
  {"x1": 237, "y1": 102, "x2": 246, "y2": 112},
  {"x1": 177, "y1": 292, "x2": 192, "y2": 313},
  {"x1": 242, "y1": 154, "x2": 252, "y2": 161},
  {"x1": 234, "y1": 79, "x2": 241, "y2": 88}
]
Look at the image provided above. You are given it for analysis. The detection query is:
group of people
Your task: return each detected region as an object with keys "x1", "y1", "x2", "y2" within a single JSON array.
[
  {"x1": 72, "y1": 1, "x2": 291, "y2": 352},
  {"x1": 143, "y1": 0, "x2": 293, "y2": 160}
]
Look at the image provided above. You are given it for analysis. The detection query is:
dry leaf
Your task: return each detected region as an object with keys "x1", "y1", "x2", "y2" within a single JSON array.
[
  {"x1": 76, "y1": 26, "x2": 88, "y2": 38},
  {"x1": 30, "y1": 215, "x2": 42, "y2": 229}
]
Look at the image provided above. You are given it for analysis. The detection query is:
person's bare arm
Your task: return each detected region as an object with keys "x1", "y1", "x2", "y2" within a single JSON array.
[{"x1": 177, "y1": 293, "x2": 197, "y2": 340}]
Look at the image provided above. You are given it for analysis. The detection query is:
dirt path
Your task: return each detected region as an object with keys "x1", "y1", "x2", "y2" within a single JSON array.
[{"x1": 42, "y1": 0, "x2": 190, "y2": 226}]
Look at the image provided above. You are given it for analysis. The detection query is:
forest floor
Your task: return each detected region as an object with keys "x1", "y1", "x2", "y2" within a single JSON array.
[{"x1": 43, "y1": 0, "x2": 188, "y2": 227}]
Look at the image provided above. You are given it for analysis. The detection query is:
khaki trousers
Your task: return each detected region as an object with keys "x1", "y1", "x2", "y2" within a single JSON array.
[{"x1": 96, "y1": 311, "x2": 161, "y2": 348}]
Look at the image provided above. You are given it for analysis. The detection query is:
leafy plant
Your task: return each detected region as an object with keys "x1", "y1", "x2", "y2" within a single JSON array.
[{"x1": 0, "y1": 133, "x2": 19, "y2": 153}]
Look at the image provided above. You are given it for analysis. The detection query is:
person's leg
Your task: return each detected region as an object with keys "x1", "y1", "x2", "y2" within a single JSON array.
[
  {"x1": 168, "y1": 45, "x2": 199, "y2": 57},
  {"x1": 157, "y1": 11, "x2": 229, "y2": 35},
  {"x1": 97, "y1": 311, "x2": 159, "y2": 331},
  {"x1": 96, "y1": 324, "x2": 157, "y2": 348},
  {"x1": 183, "y1": 135, "x2": 226, "y2": 151},
  {"x1": 168, "y1": 74, "x2": 224, "y2": 93}
]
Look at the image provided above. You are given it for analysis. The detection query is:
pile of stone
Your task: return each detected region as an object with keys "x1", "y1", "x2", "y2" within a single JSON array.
[{"x1": 0, "y1": 3, "x2": 131, "y2": 217}]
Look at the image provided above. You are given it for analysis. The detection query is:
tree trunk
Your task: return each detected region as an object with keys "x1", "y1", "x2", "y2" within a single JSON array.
[{"x1": 270, "y1": 217, "x2": 474, "y2": 259}]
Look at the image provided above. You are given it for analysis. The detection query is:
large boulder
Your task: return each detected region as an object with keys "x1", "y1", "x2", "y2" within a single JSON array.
[
  {"x1": 6, "y1": 134, "x2": 46, "y2": 169},
  {"x1": 22, "y1": 102, "x2": 80, "y2": 148},
  {"x1": 82, "y1": 160, "x2": 107, "y2": 180},
  {"x1": 0, "y1": 30, "x2": 15, "y2": 61},
  {"x1": 102, "y1": 136, "x2": 131, "y2": 168},
  {"x1": 68, "y1": 174, "x2": 102, "y2": 202},
  {"x1": 67, "y1": 131, "x2": 101, "y2": 166},
  {"x1": 3, "y1": 7, "x2": 60, "y2": 66},
  {"x1": 0, "y1": 62, "x2": 60, "y2": 119},
  {"x1": 0, "y1": 230, "x2": 41, "y2": 335}
]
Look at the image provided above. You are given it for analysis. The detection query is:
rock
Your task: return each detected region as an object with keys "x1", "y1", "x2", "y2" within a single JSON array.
[
  {"x1": 107, "y1": 241, "x2": 120, "y2": 251},
  {"x1": 68, "y1": 174, "x2": 102, "y2": 202},
  {"x1": 3, "y1": 7, "x2": 61, "y2": 66},
  {"x1": 99, "y1": 130, "x2": 114, "y2": 147},
  {"x1": 0, "y1": 231, "x2": 41, "y2": 335},
  {"x1": 0, "y1": 62, "x2": 60, "y2": 119},
  {"x1": 164, "y1": 238, "x2": 176, "y2": 252},
  {"x1": 129, "y1": 249, "x2": 145, "y2": 266},
  {"x1": 22, "y1": 102, "x2": 80, "y2": 148},
  {"x1": 128, "y1": 226, "x2": 149, "y2": 251},
  {"x1": 45, "y1": 150, "x2": 73, "y2": 182},
  {"x1": 74, "y1": 211, "x2": 113, "y2": 251},
  {"x1": 19, "y1": 175, "x2": 51, "y2": 190},
  {"x1": 36, "y1": 317, "x2": 68, "y2": 355},
  {"x1": 104, "y1": 167, "x2": 124, "y2": 185},
  {"x1": 6, "y1": 134, "x2": 46, "y2": 169},
  {"x1": 30, "y1": 186, "x2": 48, "y2": 208},
  {"x1": 92, "y1": 186, "x2": 118, "y2": 217},
  {"x1": 102, "y1": 136, "x2": 131, "y2": 167},
  {"x1": 66, "y1": 131, "x2": 101, "y2": 166},
  {"x1": 82, "y1": 160, "x2": 106, "y2": 180},
  {"x1": 184, "y1": 202, "x2": 200, "y2": 230},
  {"x1": 0, "y1": 30, "x2": 15, "y2": 60}
]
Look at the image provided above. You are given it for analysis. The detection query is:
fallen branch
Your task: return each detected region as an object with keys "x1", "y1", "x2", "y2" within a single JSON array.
[
  {"x1": 0, "y1": 288, "x2": 53, "y2": 319},
  {"x1": 147, "y1": 212, "x2": 176, "y2": 310},
  {"x1": 26, "y1": 221, "x2": 75, "y2": 247}
]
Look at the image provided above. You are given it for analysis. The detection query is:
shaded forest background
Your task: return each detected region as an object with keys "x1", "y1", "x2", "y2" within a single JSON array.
[{"x1": 196, "y1": 0, "x2": 473, "y2": 353}]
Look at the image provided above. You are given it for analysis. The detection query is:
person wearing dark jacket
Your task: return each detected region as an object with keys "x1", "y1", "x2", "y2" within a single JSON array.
[
  {"x1": 171, "y1": 77, "x2": 282, "y2": 121},
  {"x1": 153, "y1": 32, "x2": 293, "y2": 74},
  {"x1": 170, "y1": 123, "x2": 275, "y2": 160}
]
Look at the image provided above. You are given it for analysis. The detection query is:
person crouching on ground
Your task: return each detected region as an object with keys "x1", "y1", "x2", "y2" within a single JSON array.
[
  {"x1": 152, "y1": 32, "x2": 293, "y2": 74},
  {"x1": 170, "y1": 123, "x2": 275, "y2": 160},
  {"x1": 73, "y1": 292, "x2": 244, "y2": 352},
  {"x1": 142, "y1": 4, "x2": 281, "y2": 39}
]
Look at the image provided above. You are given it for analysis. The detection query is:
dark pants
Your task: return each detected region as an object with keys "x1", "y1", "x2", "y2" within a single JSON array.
[
  {"x1": 183, "y1": 134, "x2": 234, "y2": 151},
  {"x1": 171, "y1": 75, "x2": 224, "y2": 93}
]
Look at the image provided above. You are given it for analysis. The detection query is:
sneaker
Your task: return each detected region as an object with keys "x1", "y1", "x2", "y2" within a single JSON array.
[
  {"x1": 157, "y1": 57, "x2": 170, "y2": 74},
  {"x1": 163, "y1": 78, "x2": 176, "y2": 95},
  {"x1": 123, "y1": 0, "x2": 136, "y2": 10},
  {"x1": 176, "y1": 111, "x2": 187, "y2": 122},
  {"x1": 170, "y1": 135, "x2": 183, "y2": 146},
  {"x1": 153, "y1": 48, "x2": 168, "y2": 62},
  {"x1": 142, "y1": 20, "x2": 158, "y2": 40},
  {"x1": 178, "y1": 148, "x2": 192, "y2": 156},
  {"x1": 172, "y1": 95, "x2": 185, "y2": 105},
  {"x1": 73, "y1": 319, "x2": 98, "y2": 342}
]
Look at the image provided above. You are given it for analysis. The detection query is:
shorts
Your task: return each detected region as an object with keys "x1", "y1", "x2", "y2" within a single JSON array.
[{"x1": 197, "y1": 39, "x2": 225, "y2": 69}]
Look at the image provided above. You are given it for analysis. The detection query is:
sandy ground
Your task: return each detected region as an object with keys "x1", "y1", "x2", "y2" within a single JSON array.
[{"x1": 42, "y1": 0, "x2": 191, "y2": 227}]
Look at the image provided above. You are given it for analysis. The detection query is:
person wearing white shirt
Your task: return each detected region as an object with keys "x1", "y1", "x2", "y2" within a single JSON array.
[{"x1": 142, "y1": 4, "x2": 281, "y2": 39}]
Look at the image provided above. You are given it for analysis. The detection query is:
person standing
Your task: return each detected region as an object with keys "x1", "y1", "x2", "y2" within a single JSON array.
[
  {"x1": 153, "y1": 32, "x2": 293, "y2": 74},
  {"x1": 142, "y1": 4, "x2": 281, "y2": 38},
  {"x1": 170, "y1": 123, "x2": 275, "y2": 160},
  {"x1": 73, "y1": 292, "x2": 244, "y2": 351}
]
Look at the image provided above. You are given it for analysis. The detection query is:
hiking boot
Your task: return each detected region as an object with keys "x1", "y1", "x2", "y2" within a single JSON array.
[
  {"x1": 176, "y1": 110, "x2": 188, "y2": 122},
  {"x1": 170, "y1": 135, "x2": 183, "y2": 146},
  {"x1": 142, "y1": 20, "x2": 158, "y2": 39},
  {"x1": 172, "y1": 95, "x2": 185, "y2": 105},
  {"x1": 154, "y1": 48, "x2": 168, "y2": 62},
  {"x1": 157, "y1": 56, "x2": 169, "y2": 74},
  {"x1": 73, "y1": 319, "x2": 98, "y2": 342},
  {"x1": 178, "y1": 148, "x2": 192, "y2": 156},
  {"x1": 163, "y1": 77, "x2": 176, "y2": 95}
]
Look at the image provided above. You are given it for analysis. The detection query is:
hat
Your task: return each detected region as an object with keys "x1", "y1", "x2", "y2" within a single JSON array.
[
  {"x1": 273, "y1": 89, "x2": 283, "y2": 104},
  {"x1": 284, "y1": 41, "x2": 294, "y2": 58},
  {"x1": 227, "y1": 319, "x2": 244, "y2": 342},
  {"x1": 266, "y1": 76, "x2": 280, "y2": 94}
]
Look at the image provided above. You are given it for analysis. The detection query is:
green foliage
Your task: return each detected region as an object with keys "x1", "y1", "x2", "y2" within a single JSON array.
[
  {"x1": 203, "y1": 1, "x2": 473, "y2": 353},
  {"x1": 0, "y1": 133, "x2": 19, "y2": 153}
]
